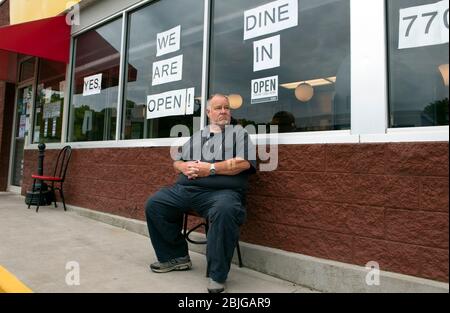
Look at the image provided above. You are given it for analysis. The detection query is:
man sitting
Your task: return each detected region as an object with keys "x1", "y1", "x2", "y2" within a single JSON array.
[{"x1": 145, "y1": 94, "x2": 256, "y2": 293}]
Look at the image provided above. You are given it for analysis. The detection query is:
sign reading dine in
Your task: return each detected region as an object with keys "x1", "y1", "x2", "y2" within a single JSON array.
[{"x1": 244, "y1": 0, "x2": 298, "y2": 41}]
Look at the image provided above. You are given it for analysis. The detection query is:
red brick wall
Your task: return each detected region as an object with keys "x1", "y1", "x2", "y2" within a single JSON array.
[
  {"x1": 0, "y1": 0, "x2": 9, "y2": 26},
  {"x1": 22, "y1": 142, "x2": 449, "y2": 282}
]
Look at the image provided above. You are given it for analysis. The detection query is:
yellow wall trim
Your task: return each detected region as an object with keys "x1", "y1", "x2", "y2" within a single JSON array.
[
  {"x1": 10, "y1": 0, "x2": 81, "y2": 25},
  {"x1": 0, "y1": 266, "x2": 33, "y2": 293}
]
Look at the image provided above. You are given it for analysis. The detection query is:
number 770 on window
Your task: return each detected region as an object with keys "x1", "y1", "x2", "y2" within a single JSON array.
[{"x1": 399, "y1": 0, "x2": 449, "y2": 49}]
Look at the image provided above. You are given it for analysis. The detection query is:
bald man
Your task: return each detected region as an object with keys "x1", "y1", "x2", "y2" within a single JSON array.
[{"x1": 145, "y1": 94, "x2": 256, "y2": 293}]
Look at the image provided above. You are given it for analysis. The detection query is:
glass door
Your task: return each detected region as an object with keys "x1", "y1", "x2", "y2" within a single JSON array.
[{"x1": 11, "y1": 85, "x2": 33, "y2": 187}]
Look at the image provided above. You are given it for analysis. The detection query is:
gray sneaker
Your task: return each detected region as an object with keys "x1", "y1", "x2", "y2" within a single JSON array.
[
  {"x1": 150, "y1": 256, "x2": 192, "y2": 273},
  {"x1": 207, "y1": 278, "x2": 225, "y2": 293}
]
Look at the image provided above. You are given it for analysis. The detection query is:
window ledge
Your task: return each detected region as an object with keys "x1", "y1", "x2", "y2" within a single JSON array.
[
  {"x1": 360, "y1": 126, "x2": 449, "y2": 143},
  {"x1": 24, "y1": 127, "x2": 449, "y2": 151}
]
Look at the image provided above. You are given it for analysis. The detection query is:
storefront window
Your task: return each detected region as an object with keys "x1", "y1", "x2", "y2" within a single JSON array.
[
  {"x1": 123, "y1": 0, "x2": 204, "y2": 139},
  {"x1": 69, "y1": 18, "x2": 123, "y2": 142},
  {"x1": 32, "y1": 59, "x2": 66, "y2": 144},
  {"x1": 388, "y1": 0, "x2": 449, "y2": 128},
  {"x1": 209, "y1": 0, "x2": 351, "y2": 133}
]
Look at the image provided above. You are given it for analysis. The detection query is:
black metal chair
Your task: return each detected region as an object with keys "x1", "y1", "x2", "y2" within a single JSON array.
[
  {"x1": 28, "y1": 146, "x2": 72, "y2": 213},
  {"x1": 183, "y1": 210, "x2": 243, "y2": 276}
]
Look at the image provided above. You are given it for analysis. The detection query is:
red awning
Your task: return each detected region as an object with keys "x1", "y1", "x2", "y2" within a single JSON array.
[{"x1": 0, "y1": 15, "x2": 70, "y2": 63}]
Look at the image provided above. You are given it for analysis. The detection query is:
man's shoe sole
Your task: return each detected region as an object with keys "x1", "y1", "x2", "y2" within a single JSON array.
[
  {"x1": 207, "y1": 288, "x2": 225, "y2": 293},
  {"x1": 150, "y1": 262, "x2": 192, "y2": 273}
]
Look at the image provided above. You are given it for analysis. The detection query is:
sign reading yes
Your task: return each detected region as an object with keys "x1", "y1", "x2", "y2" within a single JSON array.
[
  {"x1": 83, "y1": 74, "x2": 102, "y2": 96},
  {"x1": 399, "y1": 0, "x2": 449, "y2": 49},
  {"x1": 244, "y1": 0, "x2": 298, "y2": 41}
]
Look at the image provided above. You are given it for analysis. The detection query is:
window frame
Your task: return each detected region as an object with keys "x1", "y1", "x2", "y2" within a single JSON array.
[
  {"x1": 385, "y1": 0, "x2": 449, "y2": 131},
  {"x1": 358, "y1": 0, "x2": 448, "y2": 143},
  {"x1": 67, "y1": 15, "x2": 125, "y2": 143},
  {"x1": 120, "y1": 0, "x2": 206, "y2": 141},
  {"x1": 24, "y1": 0, "x2": 448, "y2": 151}
]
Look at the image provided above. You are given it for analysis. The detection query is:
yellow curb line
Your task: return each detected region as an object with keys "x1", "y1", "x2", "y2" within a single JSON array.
[{"x1": 0, "y1": 266, "x2": 33, "y2": 293}]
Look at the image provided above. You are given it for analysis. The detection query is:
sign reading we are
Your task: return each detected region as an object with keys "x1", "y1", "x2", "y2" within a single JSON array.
[
  {"x1": 152, "y1": 55, "x2": 183, "y2": 86},
  {"x1": 148, "y1": 25, "x2": 195, "y2": 120},
  {"x1": 153, "y1": 25, "x2": 183, "y2": 86}
]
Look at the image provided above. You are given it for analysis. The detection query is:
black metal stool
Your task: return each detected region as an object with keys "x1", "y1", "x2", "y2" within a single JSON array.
[{"x1": 183, "y1": 210, "x2": 243, "y2": 276}]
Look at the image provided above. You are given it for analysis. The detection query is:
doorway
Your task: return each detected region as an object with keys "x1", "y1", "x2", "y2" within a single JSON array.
[
  {"x1": 8, "y1": 57, "x2": 36, "y2": 190},
  {"x1": 10, "y1": 85, "x2": 33, "y2": 187}
]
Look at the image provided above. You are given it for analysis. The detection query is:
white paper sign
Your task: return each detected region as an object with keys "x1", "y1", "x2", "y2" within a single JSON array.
[
  {"x1": 254, "y1": 35, "x2": 280, "y2": 72},
  {"x1": 147, "y1": 88, "x2": 195, "y2": 119},
  {"x1": 251, "y1": 76, "x2": 279, "y2": 104},
  {"x1": 52, "y1": 119, "x2": 57, "y2": 137},
  {"x1": 399, "y1": 0, "x2": 449, "y2": 49},
  {"x1": 43, "y1": 105, "x2": 51, "y2": 119},
  {"x1": 59, "y1": 80, "x2": 66, "y2": 93},
  {"x1": 185, "y1": 88, "x2": 195, "y2": 115},
  {"x1": 44, "y1": 88, "x2": 52, "y2": 104},
  {"x1": 44, "y1": 119, "x2": 48, "y2": 137},
  {"x1": 83, "y1": 74, "x2": 102, "y2": 96},
  {"x1": 43, "y1": 101, "x2": 61, "y2": 119},
  {"x1": 18, "y1": 115, "x2": 26, "y2": 138},
  {"x1": 244, "y1": 0, "x2": 298, "y2": 40},
  {"x1": 152, "y1": 54, "x2": 183, "y2": 86},
  {"x1": 34, "y1": 130, "x2": 40, "y2": 143},
  {"x1": 25, "y1": 117, "x2": 30, "y2": 137},
  {"x1": 157, "y1": 25, "x2": 181, "y2": 57}
]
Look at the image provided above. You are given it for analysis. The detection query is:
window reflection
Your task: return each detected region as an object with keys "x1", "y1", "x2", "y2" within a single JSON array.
[
  {"x1": 19, "y1": 58, "x2": 35, "y2": 82},
  {"x1": 123, "y1": 0, "x2": 204, "y2": 139},
  {"x1": 33, "y1": 59, "x2": 66, "y2": 143},
  {"x1": 69, "y1": 18, "x2": 123, "y2": 142},
  {"x1": 388, "y1": 0, "x2": 449, "y2": 128},
  {"x1": 210, "y1": 0, "x2": 351, "y2": 133}
]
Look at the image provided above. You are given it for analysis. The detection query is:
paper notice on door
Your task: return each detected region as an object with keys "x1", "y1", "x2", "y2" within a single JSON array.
[
  {"x1": 19, "y1": 115, "x2": 26, "y2": 138},
  {"x1": 44, "y1": 119, "x2": 49, "y2": 138},
  {"x1": 52, "y1": 119, "x2": 57, "y2": 137}
]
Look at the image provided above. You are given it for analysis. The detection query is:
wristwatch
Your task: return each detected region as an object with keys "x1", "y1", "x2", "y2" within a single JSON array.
[{"x1": 209, "y1": 163, "x2": 216, "y2": 176}]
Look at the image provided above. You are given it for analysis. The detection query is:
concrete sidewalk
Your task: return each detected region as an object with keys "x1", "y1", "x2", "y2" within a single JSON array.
[{"x1": 0, "y1": 193, "x2": 315, "y2": 293}]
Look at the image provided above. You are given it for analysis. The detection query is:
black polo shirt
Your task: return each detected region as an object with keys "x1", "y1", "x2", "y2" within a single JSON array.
[{"x1": 175, "y1": 125, "x2": 257, "y2": 191}]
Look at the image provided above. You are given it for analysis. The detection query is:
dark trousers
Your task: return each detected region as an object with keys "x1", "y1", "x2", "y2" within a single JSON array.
[{"x1": 145, "y1": 184, "x2": 246, "y2": 283}]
